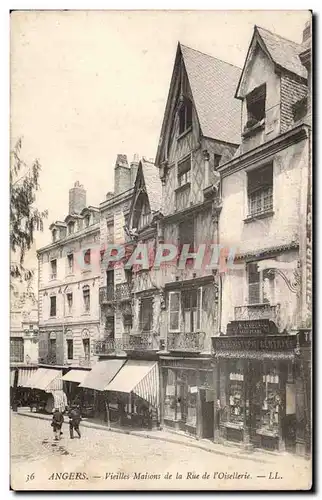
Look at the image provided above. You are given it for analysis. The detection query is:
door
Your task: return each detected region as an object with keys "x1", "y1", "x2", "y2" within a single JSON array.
[{"x1": 200, "y1": 389, "x2": 214, "y2": 439}]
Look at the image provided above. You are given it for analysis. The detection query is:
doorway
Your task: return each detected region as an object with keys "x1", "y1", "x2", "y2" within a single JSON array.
[{"x1": 200, "y1": 388, "x2": 214, "y2": 439}]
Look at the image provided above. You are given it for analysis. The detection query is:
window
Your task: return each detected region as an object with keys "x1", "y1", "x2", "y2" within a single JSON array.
[
  {"x1": 83, "y1": 338, "x2": 90, "y2": 360},
  {"x1": 123, "y1": 314, "x2": 132, "y2": 334},
  {"x1": 179, "y1": 97, "x2": 193, "y2": 135},
  {"x1": 138, "y1": 200, "x2": 151, "y2": 229},
  {"x1": 246, "y1": 84, "x2": 266, "y2": 125},
  {"x1": 67, "y1": 292, "x2": 73, "y2": 314},
  {"x1": 214, "y1": 154, "x2": 222, "y2": 170},
  {"x1": 177, "y1": 157, "x2": 191, "y2": 187},
  {"x1": 182, "y1": 288, "x2": 203, "y2": 332},
  {"x1": 67, "y1": 253, "x2": 74, "y2": 274},
  {"x1": 49, "y1": 338, "x2": 56, "y2": 362},
  {"x1": 107, "y1": 223, "x2": 114, "y2": 243},
  {"x1": 139, "y1": 297, "x2": 153, "y2": 332},
  {"x1": 293, "y1": 97, "x2": 308, "y2": 122},
  {"x1": 169, "y1": 291, "x2": 180, "y2": 332},
  {"x1": 10, "y1": 338, "x2": 24, "y2": 362},
  {"x1": 178, "y1": 217, "x2": 194, "y2": 254},
  {"x1": 84, "y1": 249, "x2": 91, "y2": 266},
  {"x1": 50, "y1": 296, "x2": 56, "y2": 317},
  {"x1": 106, "y1": 270, "x2": 114, "y2": 285},
  {"x1": 248, "y1": 164, "x2": 273, "y2": 217},
  {"x1": 68, "y1": 222, "x2": 75, "y2": 235},
  {"x1": 67, "y1": 339, "x2": 73, "y2": 360},
  {"x1": 52, "y1": 229, "x2": 57, "y2": 242},
  {"x1": 50, "y1": 259, "x2": 57, "y2": 280},
  {"x1": 105, "y1": 316, "x2": 115, "y2": 338},
  {"x1": 248, "y1": 262, "x2": 274, "y2": 305},
  {"x1": 84, "y1": 215, "x2": 90, "y2": 228},
  {"x1": 83, "y1": 286, "x2": 90, "y2": 312}
]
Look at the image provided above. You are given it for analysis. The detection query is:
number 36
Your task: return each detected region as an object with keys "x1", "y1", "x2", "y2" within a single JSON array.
[{"x1": 26, "y1": 473, "x2": 35, "y2": 482}]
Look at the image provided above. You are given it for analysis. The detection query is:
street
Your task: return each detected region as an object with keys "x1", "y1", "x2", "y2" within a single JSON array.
[{"x1": 10, "y1": 413, "x2": 311, "y2": 491}]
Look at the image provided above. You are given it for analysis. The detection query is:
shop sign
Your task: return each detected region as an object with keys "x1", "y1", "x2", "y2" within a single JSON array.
[
  {"x1": 212, "y1": 335, "x2": 297, "y2": 352},
  {"x1": 226, "y1": 319, "x2": 278, "y2": 337}
]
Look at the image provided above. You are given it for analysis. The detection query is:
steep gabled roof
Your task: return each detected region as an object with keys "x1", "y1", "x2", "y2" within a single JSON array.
[
  {"x1": 155, "y1": 43, "x2": 242, "y2": 165},
  {"x1": 236, "y1": 26, "x2": 307, "y2": 98},
  {"x1": 180, "y1": 44, "x2": 242, "y2": 144},
  {"x1": 256, "y1": 26, "x2": 307, "y2": 79},
  {"x1": 141, "y1": 160, "x2": 162, "y2": 213}
]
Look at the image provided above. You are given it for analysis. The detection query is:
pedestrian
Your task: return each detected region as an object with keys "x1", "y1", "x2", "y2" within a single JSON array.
[
  {"x1": 68, "y1": 404, "x2": 82, "y2": 439},
  {"x1": 51, "y1": 407, "x2": 64, "y2": 441}
]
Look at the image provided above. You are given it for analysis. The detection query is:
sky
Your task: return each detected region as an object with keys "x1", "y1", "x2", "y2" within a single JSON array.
[{"x1": 10, "y1": 9, "x2": 311, "y2": 276}]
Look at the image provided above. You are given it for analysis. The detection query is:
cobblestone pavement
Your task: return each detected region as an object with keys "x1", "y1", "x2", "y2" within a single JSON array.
[{"x1": 10, "y1": 413, "x2": 311, "y2": 491}]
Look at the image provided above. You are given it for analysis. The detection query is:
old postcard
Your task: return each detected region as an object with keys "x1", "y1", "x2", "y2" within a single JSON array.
[{"x1": 10, "y1": 9, "x2": 312, "y2": 491}]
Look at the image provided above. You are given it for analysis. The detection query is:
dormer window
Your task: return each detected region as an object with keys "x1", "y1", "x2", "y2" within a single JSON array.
[
  {"x1": 68, "y1": 222, "x2": 75, "y2": 235},
  {"x1": 52, "y1": 229, "x2": 57, "y2": 242},
  {"x1": 84, "y1": 215, "x2": 90, "y2": 228},
  {"x1": 246, "y1": 84, "x2": 266, "y2": 126},
  {"x1": 179, "y1": 97, "x2": 193, "y2": 135}
]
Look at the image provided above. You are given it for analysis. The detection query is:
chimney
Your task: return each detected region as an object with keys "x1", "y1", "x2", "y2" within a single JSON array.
[
  {"x1": 114, "y1": 154, "x2": 131, "y2": 195},
  {"x1": 69, "y1": 181, "x2": 86, "y2": 215},
  {"x1": 302, "y1": 20, "x2": 311, "y2": 44},
  {"x1": 130, "y1": 153, "x2": 140, "y2": 185}
]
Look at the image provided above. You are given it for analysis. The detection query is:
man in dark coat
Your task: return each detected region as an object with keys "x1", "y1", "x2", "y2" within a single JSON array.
[
  {"x1": 52, "y1": 408, "x2": 64, "y2": 440},
  {"x1": 68, "y1": 405, "x2": 82, "y2": 439}
]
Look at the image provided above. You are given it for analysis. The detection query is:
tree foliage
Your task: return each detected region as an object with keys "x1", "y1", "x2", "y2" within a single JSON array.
[{"x1": 10, "y1": 138, "x2": 48, "y2": 284}]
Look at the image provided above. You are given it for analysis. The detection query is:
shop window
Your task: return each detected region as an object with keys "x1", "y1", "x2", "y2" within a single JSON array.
[
  {"x1": 179, "y1": 97, "x2": 193, "y2": 135},
  {"x1": 67, "y1": 253, "x2": 74, "y2": 274},
  {"x1": 83, "y1": 286, "x2": 90, "y2": 313},
  {"x1": 259, "y1": 364, "x2": 281, "y2": 436},
  {"x1": 67, "y1": 339, "x2": 73, "y2": 360},
  {"x1": 164, "y1": 369, "x2": 177, "y2": 420},
  {"x1": 10, "y1": 337, "x2": 24, "y2": 363},
  {"x1": 186, "y1": 371, "x2": 198, "y2": 427},
  {"x1": 247, "y1": 164, "x2": 273, "y2": 217},
  {"x1": 246, "y1": 84, "x2": 266, "y2": 126},
  {"x1": 169, "y1": 291, "x2": 180, "y2": 332},
  {"x1": 177, "y1": 156, "x2": 191, "y2": 187},
  {"x1": 228, "y1": 360, "x2": 245, "y2": 424},
  {"x1": 67, "y1": 292, "x2": 73, "y2": 314},
  {"x1": 182, "y1": 287, "x2": 203, "y2": 332},
  {"x1": 84, "y1": 249, "x2": 91, "y2": 266},
  {"x1": 248, "y1": 262, "x2": 274, "y2": 305},
  {"x1": 83, "y1": 338, "x2": 90, "y2": 360},
  {"x1": 139, "y1": 297, "x2": 153, "y2": 332},
  {"x1": 50, "y1": 296, "x2": 56, "y2": 317},
  {"x1": 50, "y1": 259, "x2": 57, "y2": 280}
]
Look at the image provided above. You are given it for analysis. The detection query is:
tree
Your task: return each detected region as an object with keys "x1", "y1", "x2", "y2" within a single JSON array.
[{"x1": 10, "y1": 138, "x2": 48, "y2": 286}]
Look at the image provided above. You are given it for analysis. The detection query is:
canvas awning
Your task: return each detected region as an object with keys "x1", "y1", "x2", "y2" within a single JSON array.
[
  {"x1": 24, "y1": 368, "x2": 63, "y2": 392},
  {"x1": 62, "y1": 369, "x2": 89, "y2": 384},
  {"x1": 106, "y1": 360, "x2": 159, "y2": 407},
  {"x1": 17, "y1": 367, "x2": 38, "y2": 387},
  {"x1": 10, "y1": 369, "x2": 16, "y2": 388},
  {"x1": 79, "y1": 359, "x2": 126, "y2": 391}
]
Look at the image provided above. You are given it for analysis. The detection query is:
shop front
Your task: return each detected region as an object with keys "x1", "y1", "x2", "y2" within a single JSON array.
[
  {"x1": 212, "y1": 321, "x2": 311, "y2": 454},
  {"x1": 160, "y1": 357, "x2": 215, "y2": 439},
  {"x1": 23, "y1": 367, "x2": 67, "y2": 413}
]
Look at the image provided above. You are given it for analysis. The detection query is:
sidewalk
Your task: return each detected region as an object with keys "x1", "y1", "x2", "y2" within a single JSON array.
[{"x1": 15, "y1": 408, "x2": 309, "y2": 466}]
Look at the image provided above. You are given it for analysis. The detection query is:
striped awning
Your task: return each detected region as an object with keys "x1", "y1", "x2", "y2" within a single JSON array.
[
  {"x1": 62, "y1": 370, "x2": 89, "y2": 384},
  {"x1": 214, "y1": 350, "x2": 295, "y2": 360},
  {"x1": 79, "y1": 359, "x2": 126, "y2": 391},
  {"x1": 106, "y1": 360, "x2": 159, "y2": 407},
  {"x1": 10, "y1": 369, "x2": 16, "y2": 388},
  {"x1": 24, "y1": 368, "x2": 63, "y2": 392},
  {"x1": 17, "y1": 367, "x2": 38, "y2": 387}
]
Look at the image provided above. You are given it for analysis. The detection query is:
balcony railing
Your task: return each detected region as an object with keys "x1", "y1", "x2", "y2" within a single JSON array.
[
  {"x1": 39, "y1": 354, "x2": 57, "y2": 365},
  {"x1": 167, "y1": 331, "x2": 206, "y2": 352},
  {"x1": 99, "y1": 285, "x2": 115, "y2": 304},
  {"x1": 122, "y1": 332, "x2": 160, "y2": 351},
  {"x1": 234, "y1": 304, "x2": 280, "y2": 324},
  {"x1": 94, "y1": 338, "x2": 123, "y2": 355},
  {"x1": 115, "y1": 282, "x2": 132, "y2": 301}
]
